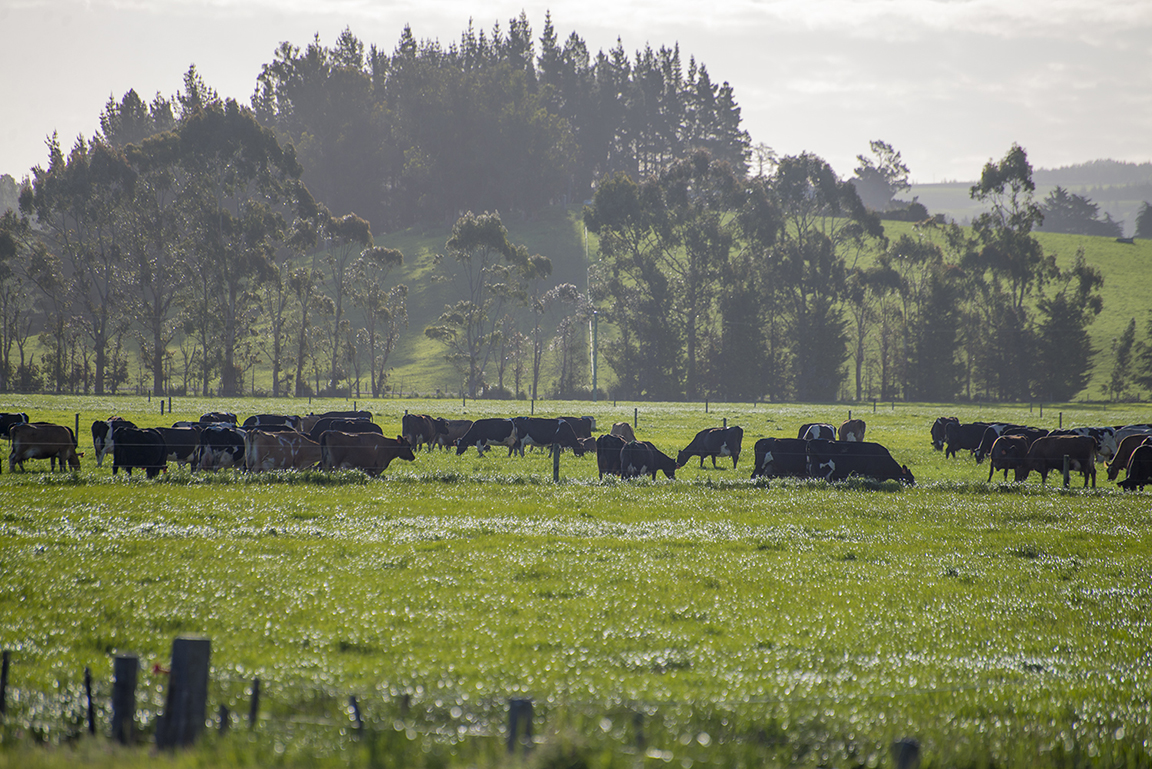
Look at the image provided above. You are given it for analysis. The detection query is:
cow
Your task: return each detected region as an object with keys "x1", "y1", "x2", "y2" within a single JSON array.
[
  {"x1": 0, "y1": 412, "x2": 29, "y2": 439},
  {"x1": 1019, "y1": 435, "x2": 1096, "y2": 488},
  {"x1": 837, "y1": 419, "x2": 867, "y2": 442},
  {"x1": 242, "y1": 414, "x2": 302, "y2": 431},
  {"x1": 111, "y1": 427, "x2": 168, "y2": 478},
  {"x1": 511, "y1": 417, "x2": 585, "y2": 457},
  {"x1": 930, "y1": 417, "x2": 959, "y2": 451},
  {"x1": 455, "y1": 418, "x2": 518, "y2": 456},
  {"x1": 320, "y1": 432, "x2": 415, "y2": 476},
  {"x1": 750, "y1": 437, "x2": 808, "y2": 480},
  {"x1": 557, "y1": 416, "x2": 595, "y2": 440},
  {"x1": 578, "y1": 437, "x2": 597, "y2": 456},
  {"x1": 799, "y1": 423, "x2": 836, "y2": 441},
  {"x1": 92, "y1": 417, "x2": 138, "y2": 468},
  {"x1": 620, "y1": 440, "x2": 676, "y2": 480},
  {"x1": 595, "y1": 433, "x2": 626, "y2": 478},
  {"x1": 196, "y1": 425, "x2": 247, "y2": 471},
  {"x1": 677, "y1": 426, "x2": 743, "y2": 469},
  {"x1": 301, "y1": 410, "x2": 372, "y2": 433},
  {"x1": 1049, "y1": 426, "x2": 1120, "y2": 462},
  {"x1": 199, "y1": 412, "x2": 238, "y2": 426},
  {"x1": 987, "y1": 435, "x2": 1029, "y2": 482},
  {"x1": 609, "y1": 422, "x2": 636, "y2": 443},
  {"x1": 402, "y1": 413, "x2": 442, "y2": 452},
  {"x1": 308, "y1": 418, "x2": 382, "y2": 443},
  {"x1": 246, "y1": 430, "x2": 322, "y2": 472},
  {"x1": 973, "y1": 424, "x2": 1021, "y2": 464},
  {"x1": 1118, "y1": 445, "x2": 1152, "y2": 491},
  {"x1": 944, "y1": 421, "x2": 992, "y2": 459},
  {"x1": 433, "y1": 418, "x2": 473, "y2": 451},
  {"x1": 1106, "y1": 434, "x2": 1152, "y2": 481},
  {"x1": 805, "y1": 440, "x2": 915, "y2": 485},
  {"x1": 8, "y1": 423, "x2": 82, "y2": 473},
  {"x1": 153, "y1": 426, "x2": 201, "y2": 468}
]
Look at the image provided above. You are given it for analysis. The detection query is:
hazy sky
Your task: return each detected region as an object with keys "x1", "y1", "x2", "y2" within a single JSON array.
[{"x1": 2, "y1": 0, "x2": 1150, "y2": 184}]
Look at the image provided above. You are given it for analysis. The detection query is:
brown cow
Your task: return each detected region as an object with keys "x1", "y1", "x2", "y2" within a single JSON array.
[
  {"x1": 609, "y1": 421, "x2": 637, "y2": 443},
  {"x1": 320, "y1": 432, "x2": 415, "y2": 476},
  {"x1": 1106, "y1": 434, "x2": 1152, "y2": 481},
  {"x1": 434, "y1": 418, "x2": 473, "y2": 451},
  {"x1": 8, "y1": 423, "x2": 82, "y2": 473},
  {"x1": 1020, "y1": 435, "x2": 1096, "y2": 488},
  {"x1": 246, "y1": 430, "x2": 321, "y2": 471},
  {"x1": 987, "y1": 435, "x2": 1029, "y2": 482},
  {"x1": 837, "y1": 419, "x2": 866, "y2": 442}
]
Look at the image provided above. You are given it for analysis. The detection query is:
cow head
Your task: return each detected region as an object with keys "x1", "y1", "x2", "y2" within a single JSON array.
[{"x1": 900, "y1": 465, "x2": 915, "y2": 487}]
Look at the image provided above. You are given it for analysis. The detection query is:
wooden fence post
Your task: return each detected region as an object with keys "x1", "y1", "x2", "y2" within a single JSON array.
[
  {"x1": 112, "y1": 654, "x2": 138, "y2": 744},
  {"x1": 218, "y1": 705, "x2": 230, "y2": 735},
  {"x1": 506, "y1": 698, "x2": 534, "y2": 754},
  {"x1": 552, "y1": 443, "x2": 560, "y2": 483},
  {"x1": 160, "y1": 401, "x2": 165, "y2": 416},
  {"x1": 0, "y1": 649, "x2": 9, "y2": 716},
  {"x1": 84, "y1": 666, "x2": 95, "y2": 735},
  {"x1": 633, "y1": 711, "x2": 646, "y2": 752},
  {"x1": 705, "y1": 400, "x2": 709, "y2": 414},
  {"x1": 634, "y1": 408, "x2": 638, "y2": 429},
  {"x1": 891, "y1": 738, "x2": 921, "y2": 769},
  {"x1": 156, "y1": 636, "x2": 211, "y2": 749},
  {"x1": 348, "y1": 696, "x2": 364, "y2": 738},
  {"x1": 248, "y1": 677, "x2": 260, "y2": 729},
  {"x1": 723, "y1": 417, "x2": 727, "y2": 429},
  {"x1": 1059, "y1": 411, "x2": 1063, "y2": 429}
]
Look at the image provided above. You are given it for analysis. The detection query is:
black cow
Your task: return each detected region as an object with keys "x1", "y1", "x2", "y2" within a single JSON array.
[
  {"x1": 930, "y1": 417, "x2": 959, "y2": 451},
  {"x1": 595, "y1": 433, "x2": 626, "y2": 478},
  {"x1": 798, "y1": 423, "x2": 836, "y2": 441},
  {"x1": 750, "y1": 437, "x2": 808, "y2": 479},
  {"x1": 973, "y1": 424, "x2": 1021, "y2": 463},
  {"x1": 153, "y1": 426, "x2": 202, "y2": 468},
  {"x1": 1118, "y1": 445, "x2": 1152, "y2": 491},
  {"x1": 242, "y1": 414, "x2": 302, "y2": 430},
  {"x1": 0, "y1": 412, "x2": 29, "y2": 439},
  {"x1": 199, "y1": 412, "x2": 238, "y2": 425},
  {"x1": 92, "y1": 417, "x2": 138, "y2": 468},
  {"x1": 301, "y1": 410, "x2": 372, "y2": 433},
  {"x1": 557, "y1": 416, "x2": 595, "y2": 440},
  {"x1": 620, "y1": 441, "x2": 677, "y2": 480},
  {"x1": 112, "y1": 427, "x2": 168, "y2": 478},
  {"x1": 805, "y1": 440, "x2": 915, "y2": 485},
  {"x1": 511, "y1": 417, "x2": 585, "y2": 457},
  {"x1": 196, "y1": 425, "x2": 247, "y2": 471},
  {"x1": 455, "y1": 419, "x2": 518, "y2": 456},
  {"x1": 944, "y1": 421, "x2": 991, "y2": 459},
  {"x1": 308, "y1": 418, "x2": 382, "y2": 443},
  {"x1": 677, "y1": 426, "x2": 743, "y2": 469}
]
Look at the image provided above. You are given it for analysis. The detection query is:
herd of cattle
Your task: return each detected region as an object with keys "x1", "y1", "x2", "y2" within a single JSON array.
[{"x1": 0, "y1": 408, "x2": 1148, "y2": 490}]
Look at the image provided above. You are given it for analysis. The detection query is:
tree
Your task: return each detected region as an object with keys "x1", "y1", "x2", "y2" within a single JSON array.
[
  {"x1": 1108, "y1": 318, "x2": 1137, "y2": 402},
  {"x1": 1032, "y1": 249, "x2": 1103, "y2": 401},
  {"x1": 317, "y1": 212, "x2": 373, "y2": 392},
  {"x1": 1135, "y1": 202, "x2": 1152, "y2": 239},
  {"x1": 351, "y1": 245, "x2": 407, "y2": 397},
  {"x1": 851, "y1": 140, "x2": 911, "y2": 212},
  {"x1": 1038, "y1": 186, "x2": 1122, "y2": 238}
]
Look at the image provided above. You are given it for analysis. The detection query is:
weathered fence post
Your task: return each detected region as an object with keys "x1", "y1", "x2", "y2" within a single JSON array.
[
  {"x1": 84, "y1": 666, "x2": 95, "y2": 735},
  {"x1": 891, "y1": 738, "x2": 921, "y2": 769},
  {"x1": 0, "y1": 649, "x2": 9, "y2": 716},
  {"x1": 634, "y1": 408, "x2": 638, "y2": 429},
  {"x1": 218, "y1": 705, "x2": 230, "y2": 735},
  {"x1": 75, "y1": 413, "x2": 80, "y2": 443},
  {"x1": 1063, "y1": 455, "x2": 1071, "y2": 488},
  {"x1": 248, "y1": 676, "x2": 260, "y2": 729},
  {"x1": 873, "y1": 400, "x2": 877, "y2": 413},
  {"x1": 111, "y1": 654, "x2": 138, "y2": 744},
  {"x1": 506, "y1": 698, "x2": 534, "y2": 754},
  {"x1": 348, "y1": 696, "x2": 364, "y2": 738},
  {"x1": 531, "y1": 399, "x2": 535, "y2": 415},
  {"x1": 633, "y1": 711, "x2": 646, "y2": 752},
  {"x1": 1059, "y1": 411, "x2": 1063, "y2": 429},
  {"x1": 156, "y1": 636, "x2": 211, "y2": 749},
  {"x1": 168, "y1": 395, "x2": 172, "y2": 413},
  {"x1": 160, "y1": 400, "x2": 165, "y2": 416},
  {"x1": 399, "y1": 693, "x2": 411, "y2": 717},
  {"x1": 552, "y1": 443, "x2": 561, "y2": 483},
  {"x1": 723, "y1": 417, "x2": 727, "y2": 429},
  {"x1": 705, "y1": 399, "x2": 709, "y2": 414},
  {"x1": 1040, "y1": 404, "x2": 1044, "y2": 418}
]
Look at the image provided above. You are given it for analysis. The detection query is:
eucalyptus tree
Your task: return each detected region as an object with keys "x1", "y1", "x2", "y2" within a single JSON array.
[
  {"x1": 316, "y1": 212, "x2": 373, "y2": 392},
  {"x1": 350, "y1": 245, "x2": 406, "y2": 397},
  {"x1": 1032, "y1": 249, "x2": 1103, "y2": 401},
  {"x1": 0, "y1": 211, "x2": 37, "y2": 392}
]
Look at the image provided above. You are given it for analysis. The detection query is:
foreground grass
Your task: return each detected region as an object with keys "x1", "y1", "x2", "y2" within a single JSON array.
[{"x1": 0, "y1": 397, "x2": 1150, "y2": 767}]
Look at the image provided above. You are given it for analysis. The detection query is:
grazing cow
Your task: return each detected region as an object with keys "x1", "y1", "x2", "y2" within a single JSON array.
[
  {"x1": 242, "y1": 414, "x2": 302, "y2": 431},
  {"x1": 153, "y1": 426, "x2": 201, "y2": 468},
  {"x1": 196, "y1": 425, "x2": 247, "y2": 471},
  {"x1": 620, "y1": 441, "x2": 676, "y2": 480},
  {"x1": 1107, "y1": 434, "x2": 1152, "y2": 481},
  {"x1": 0, "y1": 412, "x2": 29, "y2": 439},
  {"x1": 557, "y1": 416, "x2": 595, "y2": 440},
  {"x1": 837, "y1": 419, "x2": 867, "y2": 442},
  {"x1": 455, "y1": 418, "x2": 518, "y2": 456},
  {"x1": 944, "y1": 421, "x2": 991, "y2": 459},
  {"x1": 750, "y1": 437, "x2": 808, "y2": 479},
  {"x1": 511, "y1": 417, "x2": 585, "y2": 457},
  {"x1": 1020, "y1": 435, "x2": 1096, "y2": 488},
  {"x1": 799, "y1": 423, "x2": 836, "y2": 441},
  {"x1": 805, "y1": 440, "x2": 915, "y2": 485},
  {"x1": 973, "y1": 424, "x2": 1021, "y2": 464},
  {"x1": 320, "y1": 432, "x2": 415, "y2": 476},
  {"x1": 246, "y1": 430, "x2": 322, "y2": 472},
  {"x1": 92, "y1": 417, "x2": 138, "y2": 468},
  {"x1": 677, "y1": 426, "x2": 743, "y2": 469},
  {"x1": 433, "y1": 418, "x2": 473, "y2": 451},
  {"x1": 301, "y1": 410, "x2": 372, "y2": 433},
  {"x1": 987, "y1": 435, "x2": 1029, "y2": 482},
  {"x1": 9, "y1": 423, "x2": 82, "y2": 473},
  {"x1": 199, "y1": 412, "x2": 238, "y2": 426},
  {"x1": 308, "y1": 418, "x2": 382, "y2": 443},
  {"x1": 609, "y1": 422, "x2": 636, "y2": 443},
  {"x1": 1049, "y1": 426, "x2": 1119, "y2": 462},
  {"x1": 402, "y1": 413, "x2": 442, "y2": 452},
  {"x1": 930, "y1": 417, "x2": 959, "y2": 451},
  {"x1": 111, "y1": 427, "x2": 168, "y2": 478},
  {"x1": 595, "y1": 433, "x2": 626, "y2": 478},
  {"x1": 1118, "y1": 445, "x2": 1152, "y2": 491},
  {"x1": 578, "y1": 437, "x2": 597, "y2": 456}
]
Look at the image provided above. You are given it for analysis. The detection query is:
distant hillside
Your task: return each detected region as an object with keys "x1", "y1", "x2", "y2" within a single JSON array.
[{"x1": 1033, "y1": 159, "x2": 1152, "y2": 186}]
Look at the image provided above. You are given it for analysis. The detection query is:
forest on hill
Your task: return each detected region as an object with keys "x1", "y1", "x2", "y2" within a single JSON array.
[{"x1": 1, "y1": 14, "x2": 1151, "y2": 404}]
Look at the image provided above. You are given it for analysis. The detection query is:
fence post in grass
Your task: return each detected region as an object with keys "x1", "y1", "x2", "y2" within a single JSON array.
[
  {"x1": 218, "y1": 705, "x2": 230, "y2": 735},
  {"x1": 84, "y1": 666, "x2": 95, "y2": 735},
  {"x1": 723, "y1": 417, "x2": 727, "y2": 429},
  {"x1": 75, "y1": 413, "x2": 80, "y2": 443},
  {"x1": 248, "y1": 677, "x2": 260, "y2": 729},
  {"x1": 633, "y1": 711, "x2": 646, "y2": 752},
  {"x1": 705, "y1": 399, "x2": 709, "y2": 414},
  {"x1": 531, "y1": 399, "x2": 535, "y2": 415},
  {"x1": 1063, "y1": 455, "x2": 1071, "y2": 488},
  {"x1": 634, "y1": 408, "x2": 638, "y2": 429},
  {"x1": 168, "y1": 395, "x2": 172, "y2": 413},
  {"x1": 1040, "y1": 404, "x2": 1043, "y2": 418},
  {"x1": 873, "y1": 400, "x2": 877, "y2": 413},
  {"x1": 156, "y1": 636, "x2": 211, "y2": 749},
  {"x1": 553, "y1": 443, "x2": 561, "y2": 483},
  {"x1": 112, "y1": 654, "x2": 138, "y2": 744},
  {"x1": 1059, "y1": 411, "x2": 1063, "y2": 429},
  {"x1": 507, "y1": 698, "x2": 534, "y2": 754},
  {"x1": 0, "y1": 649, "x2": 9, "y2": 716},
  {"x1": 160, "y1": 400, "x2": 164, "y2": 416},
  {"x1": 348, "y1": 696, "x2": 364, "y2": 738},
  {"x1": 891, "y1": 738, "x2": 921, "y2": 769}
]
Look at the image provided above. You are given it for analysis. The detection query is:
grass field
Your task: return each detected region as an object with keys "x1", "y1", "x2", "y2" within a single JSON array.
[{"x1": 0, "y1": 396, "x2": 1150, "y2": 768}]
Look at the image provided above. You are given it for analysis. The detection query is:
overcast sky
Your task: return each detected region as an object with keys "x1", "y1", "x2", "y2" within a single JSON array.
[{"x1": 2, "y1": 0, "x2": 1150, "y2": 185}]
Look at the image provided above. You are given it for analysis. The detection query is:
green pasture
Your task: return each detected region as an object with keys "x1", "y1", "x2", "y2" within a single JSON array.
[{"x1": 0, "y1": 396, "x2": 1150, "y2": 768}]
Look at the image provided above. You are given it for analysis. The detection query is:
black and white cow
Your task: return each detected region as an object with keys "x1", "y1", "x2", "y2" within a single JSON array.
[
  {"x1": 242, "y1": 414, "x2": 302, "y2": 431},
  {"x1": 0, "y1": 412, "x2": 29, "y2": 440},
  {"x1": 92, "y1": 417, "x2": 138, "y2": 468},
  {"x1": 196, "y1": 425, "x2": 247, "y2": 471},
  {"x1": 806, "y1": 440, "x2": 915, "y2": 485},
  {"x1": 199, "y1": 412, "x2": 238, "y2": 426},
  {"x1": 112, "y1": 427, "x2": 168, "y2": 478},
  {"x1": 620, "y1": 441, "x2": 677, "y2": 480},
  {"x1": 798, "y1": 423, "x2": 836, "y2": 441},
  {"x1": 153, "y1": 426, "x2": 202, "y2": 468},
  {"x1": 455, "y1": 418, "x2": 518, "y2": 457},
  {"x1": 557, "y1": 416, "x2": 596, "y2": 440},
  {"x1": 595, "y1": 433, "x2": 626, "y2": 478},
  {"x1": 930, "y1": 416, "x2": 959, "y2": 451},
  {"x1": 677, "y1": 426, "x2": 743, "y2": 469},
  {"x1": 750, "y1": 437, "x2": 808, "y2": 479},
  {"x1": 511, "y1": 417, "x2": 585, "y2": 457},
  {"x1": 401, "y1": 413, "x2": 443, "y2": 452}
]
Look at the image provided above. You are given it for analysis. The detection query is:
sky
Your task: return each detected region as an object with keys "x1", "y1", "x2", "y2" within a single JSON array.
[{"x1": 2, "y1": 0, "x2": 1151, "y2": 185}]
